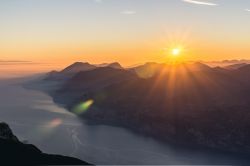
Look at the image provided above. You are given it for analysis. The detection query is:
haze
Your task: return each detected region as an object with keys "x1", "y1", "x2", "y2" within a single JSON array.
[{"x1": 1, "y1": 0, "x2": 250, "y2": 76}]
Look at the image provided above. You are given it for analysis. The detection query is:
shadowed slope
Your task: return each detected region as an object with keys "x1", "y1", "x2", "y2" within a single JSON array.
[
  {"x1": 0, "y1": 122, "x2": 90, "y2": 165},
  {"x1": 53, "y1": 67, "x2": 138, "y2": 106},
  {"x1": 35, "y1": 61, "x2": 250, "y2": 155},
  {"x1": 45, "y1": 62, "x2": 97, "y2": 80}
]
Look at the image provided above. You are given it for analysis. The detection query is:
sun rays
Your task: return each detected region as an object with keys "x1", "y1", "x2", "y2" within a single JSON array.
[
  {"x1": 163, "y1": 45, "x2": 186, "y2": 64},
  {"x1": 139, "y1": 61, "x2": 232, "y2": 114}
]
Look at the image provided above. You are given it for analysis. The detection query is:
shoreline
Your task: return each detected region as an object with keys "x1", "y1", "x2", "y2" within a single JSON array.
[{"x1": 22, "y1": 76, "x2": 250, "y2": 164}]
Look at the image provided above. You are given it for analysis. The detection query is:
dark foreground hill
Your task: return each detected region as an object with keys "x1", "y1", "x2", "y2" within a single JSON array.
[
  {"x1": 31, "y1": 62, "x2": 250, "y2": 155},
  {"x1": 0, "y1": 122, "x2": 90, "y2": 165}
]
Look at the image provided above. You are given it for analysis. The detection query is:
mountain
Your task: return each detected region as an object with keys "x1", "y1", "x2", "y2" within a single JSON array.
[
  {"x1": 213, "y1": 66, "x2": 229, "y2": 73},
  {"x1": 0, "y1": 122, "x2": 90, "y2": 165},
  {"x1": 107, "y1": 62, "x2": 123, "y2": 69},
  {"x1": 131, "y1": 62, "x2": 213, "y2": 78},
  {"x1": 45, "y1": 62, "x2": 97, "y2": 80},
  {"x1": 34, "y1": 61, "x2": 250, "y2": 155},
  {"x1": 71, "y1": 65, "x2": 250, "y2": 154},
  {"x1": 224, "y1": 63, "x2": 248, "y2": 70},
  {"x1": 63, "y1": 67, "x2": 137, "y2": 91},
  {"x1": 95, "y1": 62, "x2": 123, "y2": 69},
  {"x1": 61, "y1": 62, "x2": 96, "y2": 74},
  {"x1": 45, "y1": 62, "x2": 123, "y2": 81},
  {"x1": 185, "y1": 62, "x2": 213, "y2": 71},
  {"x1": 237, "y1": 64, "x2": 250, "y2": 73},
  {"x1": 233, "y1": 64, "x2": 250, "y2": 83},
  {"x1": 202, "y1": 60, "x2": 250, "y2": 67},
  {"x1": 53, "y1": 67, "x2": 138, "y2": 106},
  {"x1": 95, "y1": 63, "x2": 109, "y2": 67},
  {"x1": 130, "y1": 62, "x2": 166, "y2": 78}
]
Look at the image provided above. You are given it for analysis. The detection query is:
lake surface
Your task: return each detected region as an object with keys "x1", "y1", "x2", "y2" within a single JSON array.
[{"x1": 0, "y1": 77, "x2": 249, "y2": 165}]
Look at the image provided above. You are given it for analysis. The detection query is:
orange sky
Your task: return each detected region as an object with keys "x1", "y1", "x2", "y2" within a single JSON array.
[{"x1": 1, "y1": 0, "x2": 250, "y2": 76}]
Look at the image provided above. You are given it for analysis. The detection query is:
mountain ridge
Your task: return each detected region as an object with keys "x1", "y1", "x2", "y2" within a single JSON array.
[{"x1": 29, "y1": 61, "x2": 250, "y2": 155}]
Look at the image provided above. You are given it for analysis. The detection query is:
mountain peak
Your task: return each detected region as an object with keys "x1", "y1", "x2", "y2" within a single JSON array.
[
  {"x1": 61, "y1": 62, "x2": 96, "y2": 74},
  {"x1": 72, "y1": 62, "x2": 90, "y2": 65},
  {"x1": 187, "y1": 62, "x2": 212, "y2": 71},
  {"x1": 107, "y1": 62, "x2": 123, "y2": 69}
]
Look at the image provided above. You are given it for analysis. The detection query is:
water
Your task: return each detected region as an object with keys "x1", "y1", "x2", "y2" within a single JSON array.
[{"x1": 0, "y1": 77, "x2": 249, "y2": 165}]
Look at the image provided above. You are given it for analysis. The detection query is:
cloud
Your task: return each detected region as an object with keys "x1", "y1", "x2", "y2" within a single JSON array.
[
  {"x1": 0, "y1": 60, "x2": 36, "y2": 65},
  {"x1": 0, "y1": 60, "x2": 31, "y2": 63},
  {"x1": 182, "y1": 0, "x2": 218, "y2": 6},
  {"x1": 120, "y1": 10, "x2": 137, "y2": 15},
  {"x1": 245, "y1": 9, "x2": 250, "y2": 12}
]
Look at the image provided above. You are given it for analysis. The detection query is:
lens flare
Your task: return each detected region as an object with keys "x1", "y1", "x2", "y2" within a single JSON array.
[
  {"x1": 48, "y1": 118, "x2": 62, "y2": 128},
  {"x1": 28, "y1": 118, "x2": 63, "y2": 141},
  {"x1": 73, "y1": 99, "x2": 94, "y2": 115}
]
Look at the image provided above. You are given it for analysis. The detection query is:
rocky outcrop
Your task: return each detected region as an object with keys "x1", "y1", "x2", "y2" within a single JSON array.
[
  {"x1": 0, "y1": 122, "x2": 19, "y2": 142},
  {"x1": 0, "y1": 122, "x2": 90, "y2": 165}
]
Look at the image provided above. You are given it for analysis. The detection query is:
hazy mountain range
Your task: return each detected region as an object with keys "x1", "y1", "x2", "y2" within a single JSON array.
[{"x1": 29, "y1": 61, "x2": 250, "y2": 155}]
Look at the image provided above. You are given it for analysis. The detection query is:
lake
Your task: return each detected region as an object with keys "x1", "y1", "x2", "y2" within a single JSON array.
[{"x1": 0, "y1": 77, "x2": 249, "y2": 165}]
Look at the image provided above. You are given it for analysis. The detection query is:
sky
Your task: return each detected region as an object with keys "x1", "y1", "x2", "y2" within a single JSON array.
[{"x1": 0, "y1": 0, "x2": 250, "y2": 72}]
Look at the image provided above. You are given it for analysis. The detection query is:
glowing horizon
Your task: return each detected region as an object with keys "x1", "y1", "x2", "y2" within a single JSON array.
[{"x1": 1, "y1": 0, "x2": 250, "y2": 72}]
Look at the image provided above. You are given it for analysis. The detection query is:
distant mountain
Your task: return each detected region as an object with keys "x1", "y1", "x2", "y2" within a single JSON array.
[
  {"x1": 185, "y1": 62, "x2": 213, "y2": 72},
  {"x1": 107, "y1": 62, "x2": 123, "y2": 69},
  {"x1": 45, "y1": 62, "x2": 124, "y2": 81},
  {"x1": 95, "y1": 62, "x2": 123, "y2": 69},
  {"x1": 61, "y1": 62, "x2": 96, "y2": 74},
  {"x1": 233, "y1": 64, "x2": 250, "y2": 83},
  {"x1": 213, "y1": 66, "x2": 229, "y2": 72},
  {"x1": 0, "y1": 122, "x2": 89, "y2": 165},
  {"x1": 63, "y1": 67, "x2": 136, "y2": 91},
  {"x1": 131, "y1": 62, "x2": 213, "y2": 78},
  {"x1": 224, "y1": 63, "x2": 248, "y2": 70},
  {"x1": 201, "y1": 60, "x2": 250, "y2": 67},
  {"x1": 45, "y1": 62, "x2": 97, "y2": 80},
  {"x1": 72, "y1": 64, "x2": 250, "y2": 154},
  {"x1": 236, "y1": 64, "x2": 250, "y2": 73},
  {"x1": 33, "y1": 61, "x2": 250, "y2": 155},
  {"x1": 130, "y1": 62, "x2": 166, "y2": 78},
  {"x1": 53, "y1": 67, "x2": 138, "y2": 106},
  {"x1": 95, "y1": 63, "x2": 109, "y2": 67}
]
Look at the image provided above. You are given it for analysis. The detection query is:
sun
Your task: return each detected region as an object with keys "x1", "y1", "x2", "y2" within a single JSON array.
[
  {"x1": 163, "y1": 46, "x2": 185, "y2": 64},
  {"x1": 171, "y1": 48, "x2": 181, "y2": 56},
  {"x1": 162, "y1": 45, "x2": 185, "y2": 63}
]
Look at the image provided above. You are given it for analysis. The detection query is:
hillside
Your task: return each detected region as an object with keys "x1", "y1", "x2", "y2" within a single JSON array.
[
  {"x1": 0, "y1": 122, "x2": 90, "y2": 165},
  {"x1": 36, "y1": 61, "x2": 250, "y2": 155},
  {"x1": 45, "y1": 62, "x2": 97, "y2": 80},
  {"x1": 52, "y1": 67, "x2": 138, "y2": 106}
]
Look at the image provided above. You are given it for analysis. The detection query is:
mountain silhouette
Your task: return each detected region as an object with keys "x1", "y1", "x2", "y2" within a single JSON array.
[
  {"x1": 45, "y1": 62, "x2": 97, "y2": 80},
  {"x1": 64, "y1": 67, "x2": 136, "y2": 90},
  {"x1": 0, "y1": 122, "x2": 90, "y2": 165},
  {"x1": 61, "y1": 62, "x2": 96, "y2": 74},
  {"x1": 53, "y1": 67, "x2": 138, "y2": 106},
  {"x1": 34, "y1": 61, "x2": 250, "y2": 155},
  {"x1": 107, "y1": 62, "x2": 123, "y2": 69},
  {"x1": 224, "y1": 63, "x2": 248, "y2": 70},
  {"x1": 131, "y1": 62, "x2": 213, "y2": 78},
  {"x1": 96, "y1": 62, "x2": 123, "y2": 69}
]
